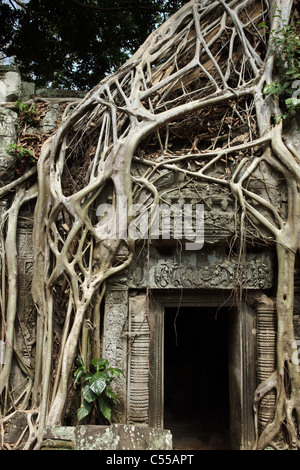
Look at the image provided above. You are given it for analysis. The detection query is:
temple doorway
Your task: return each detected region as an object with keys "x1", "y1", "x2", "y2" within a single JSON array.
[{"x1": 164, "y1": 306, "x2": 231, "y2": 450}]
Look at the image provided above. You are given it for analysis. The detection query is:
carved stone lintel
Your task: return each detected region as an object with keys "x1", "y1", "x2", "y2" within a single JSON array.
[
  {"x1": 153, "y1": 257, "x2": 272, "y2": 289},
  {"x1": 128, "y1": 248, "x2": 274, "y2": 290}
]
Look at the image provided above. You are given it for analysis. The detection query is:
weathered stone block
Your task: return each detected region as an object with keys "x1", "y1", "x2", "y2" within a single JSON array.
[
  {"x1": 42, "y1": 103, "x2": 61, "y2": 132},
  {"x1": 21, "y1": 81, "x2": 36, "y2": 101},
  {"x1": 41, "y1": 424, "x2": 173, "y2": 450},
  {"x1": 41, "y1": 426, "x2": 76, "y2": 450},
  {"x1": 36, "y1": 88, "x2": 85, "y2": 99},
  {"x1": 110, "y1": 424, "x2": 172, "y2": 451},
  {"x1": 0, "y1": 70, "x2": 21, "y2": 102},
  {"x1": 4, "y1": 412, "x2": 28, "y2": 444},
  {"x1": 0, "y1": 107, "x2": 18, "y2": 183}
]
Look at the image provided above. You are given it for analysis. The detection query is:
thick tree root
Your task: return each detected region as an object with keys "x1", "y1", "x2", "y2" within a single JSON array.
[{"x1": 1, "y1": 0, "x2": 300, "y2": 450}]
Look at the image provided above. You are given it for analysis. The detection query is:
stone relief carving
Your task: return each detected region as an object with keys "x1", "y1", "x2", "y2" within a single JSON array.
[
  {"x1": 127, "y1": 247, "x2": 274, "y2": 290},
  {"x1": 256, "y1": 295, "x2": 276, "y2": 435},
  {"x1": 154, "y1": 256, "x2": 272, "y2": 289},
  {"x1": 127, "y1": 295, "x2": 150, "y2": 425},
  {"x1": 102, "y1": 288, "x2": 128, "y2": 423},
  {"x1": 16, "y1": 216, "x2": 36, "y2": 366}
]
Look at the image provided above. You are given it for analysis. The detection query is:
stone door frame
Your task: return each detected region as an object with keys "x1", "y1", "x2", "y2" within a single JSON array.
[
  {"x1": 103, "y1": 286, "x2": 274, "y2": 450},
  {"x1": 146, "y1": 289, "x2": 257, "y2": 450}
]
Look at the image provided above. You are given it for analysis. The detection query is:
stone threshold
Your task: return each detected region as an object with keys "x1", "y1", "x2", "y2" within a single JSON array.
[{"x1": 41, "y1": 424, "x2": 172, "y2": 450}]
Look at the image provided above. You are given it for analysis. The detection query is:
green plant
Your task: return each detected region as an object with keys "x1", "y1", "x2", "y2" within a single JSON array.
[
  {"x1": 6, "y1": 143, "x2": 36, "y2": 162},
  {"x1": 74, "y1": 356, "x2": 124, "y2": 423},
  {"x1": 14, "y1": 100, "x2": 37, "y2": 124},
  {"x1": 260, "y1": 13, "x2": 300, "y2": 121}
]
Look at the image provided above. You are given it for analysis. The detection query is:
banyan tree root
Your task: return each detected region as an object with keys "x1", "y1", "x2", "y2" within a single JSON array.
[{"x1": 0, "y1": 0, "x2": 300, "y2": 450}]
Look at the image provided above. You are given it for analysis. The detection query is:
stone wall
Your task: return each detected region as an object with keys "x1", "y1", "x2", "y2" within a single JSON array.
[
  {"x1": 1, "y1": 65, "x2": 300, "y2": 450},
  {"x1": 0, "y1": 65, "x2": 85, "y2": 182},
  {"x1": 0, "y1": 65, "x2": 85, "y2": 399}
]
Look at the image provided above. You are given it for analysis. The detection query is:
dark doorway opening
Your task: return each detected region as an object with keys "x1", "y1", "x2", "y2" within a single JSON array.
[{"x1": 164, "y1": 306, "x2": 231, "y2": 450}]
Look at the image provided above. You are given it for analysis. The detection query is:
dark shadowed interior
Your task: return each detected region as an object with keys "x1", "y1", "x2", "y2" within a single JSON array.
[{"x1": 164, "y1": 306, "x2": 231, "y2": 450}]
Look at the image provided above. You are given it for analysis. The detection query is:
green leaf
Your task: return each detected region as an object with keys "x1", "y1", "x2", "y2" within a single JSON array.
[
  {"x1": 98, "y1": 395, "x2": 112, "y2": 422},
  {"x1": 105, "y1": 386, "x2": 118, "y2": 404},
  {"x1": 81, "y1": 371, "x2": 93, "y2": 383},
  {"x1": 281, "y1": 81, "x2": 292, "y2": 90},
  {"x1": 77, "y1": 400, "x2": 93, "y2": 422},
  {"x1": 90, "y1": 358, "x2": 109, "y2": 372},
  {"x1": 263, "y1": 82, "x2": 281, "y2": 95},
  {"x1": 275, "y1": 114, "x2": 283, "y2": 123},
  {"x1": 285, "y1": 97, "x2": 300, "y2": 108},
  {"x1": 5, "y1": 143, "x2": 17, "y2": 152},
  {"x1": 89, "y1": 371, "x2": 107, "y2": 396},
  {"x1": 83, "y1": 383, "x2": 97, "y2": 403},
  {"x1": 74, "y1": 367, "x2": 84, "y2": 384},
  {"x1": 74, "y1": 368, "x2": 92, "y2": 384},
  {"x1": 77, "y1": 356, "x2": 85, "y2": 368},
  {"x1": 106, "y1": 367, "x2": 125, "y2": 379}
]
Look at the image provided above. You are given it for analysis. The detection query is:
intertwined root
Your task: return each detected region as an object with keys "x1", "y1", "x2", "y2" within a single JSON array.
[{"x1": 1, "y1": 0, "x2": 300, "y2": 449}]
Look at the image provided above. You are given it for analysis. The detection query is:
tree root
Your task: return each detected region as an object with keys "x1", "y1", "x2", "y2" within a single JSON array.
[{"x1": 1, "y1": 0, "x2": 300, "y2": 450}]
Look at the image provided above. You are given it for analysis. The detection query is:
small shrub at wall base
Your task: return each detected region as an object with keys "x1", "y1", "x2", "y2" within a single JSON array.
[
  {"x1": 74, "y1": 357, "x2": 124, "y2": 423},
  {"x1": 14, "y1": 100, "x2": 37, "y2": 124},
  {"x1": 6, "y1": 143, "x2": 36, "y2": 162}
]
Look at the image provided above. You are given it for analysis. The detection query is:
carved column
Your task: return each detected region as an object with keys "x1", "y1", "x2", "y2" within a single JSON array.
[
  {"x1": 256, "y1": 294, "x2": 276, "y2": 434},
  {"x1": 102, "y1": 287, "x2": 128, "y2": 423},
  {"x1": 294, "y1": 256, "x2": 300, "y2": 357},
  {"x1": 16, "y1": 213, "x2": 35, "y2": 354},
  {"x1": 127, "y1": 294, "x2": 150, "y2": 425},
  {"x1": 8, "y1": 213, "x2": 35, "y2": 396}
]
